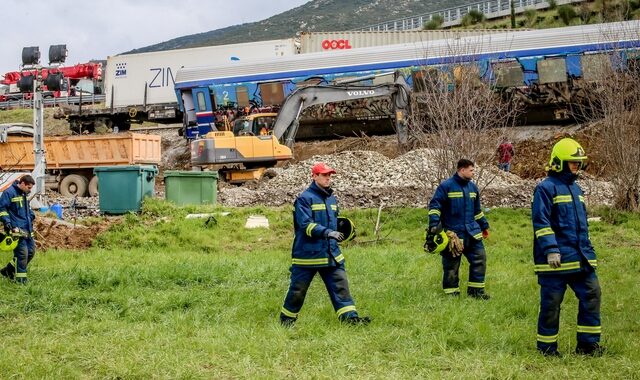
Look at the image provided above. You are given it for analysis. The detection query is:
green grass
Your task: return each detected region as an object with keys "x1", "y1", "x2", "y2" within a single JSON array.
[{"x1": 0, "y1": 200, "x2": 638, "y2": 378}]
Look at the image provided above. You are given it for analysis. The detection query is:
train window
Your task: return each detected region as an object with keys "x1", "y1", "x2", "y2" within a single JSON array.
[
  {"x1": 196, "y1": 92, "x2": 207, "y2": 111},
  {"x1": 492, "y1": 61, "x2": 524, "y2": 88},
  {"x1": 537, "y1": 58, "x2": 567, "y2": 84},
  {"x1": 259, "y1": 82, "x2": 285, "y2": 105},
  {"x1": 582, "y1": 54, "x2": 612, "y2": 81},
  {"x1": 236, "y1": 86, "x2": 249, "y2": 108},
  {"x1": 453, "y1": 65, "x2": 481, "y2": 87},
  {"x1": 297, "y1": 78, "x2": 323, "y2": 88}
]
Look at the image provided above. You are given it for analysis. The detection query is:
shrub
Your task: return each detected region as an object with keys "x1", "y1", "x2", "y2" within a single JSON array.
[
  {"x1": 557, "y1": 4, "x2": 577, "y2": 25},
  {"x1": 424, "y1": 14, "x2": 444, "y2": 30}
]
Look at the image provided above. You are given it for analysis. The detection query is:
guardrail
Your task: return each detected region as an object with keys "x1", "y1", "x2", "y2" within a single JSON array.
[
  {"x1": 0, "y1": 94, "x2": 106, "y2": 110},
  {"x1": 358, "y1": 0, "x2": 585, "y2": 31}
]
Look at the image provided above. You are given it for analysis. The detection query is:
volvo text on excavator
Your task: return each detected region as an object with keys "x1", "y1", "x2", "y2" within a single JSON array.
[{"x1": 190, "y1": 71, "x2": 411, "y2": 183}]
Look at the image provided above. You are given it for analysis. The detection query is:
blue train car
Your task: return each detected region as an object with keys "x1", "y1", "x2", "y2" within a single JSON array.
[{"x1": 175, "y1": 21, "x2": 640, "y2": 139}]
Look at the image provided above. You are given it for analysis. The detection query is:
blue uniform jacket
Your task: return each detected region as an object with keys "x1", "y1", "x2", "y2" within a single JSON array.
[
  {"x1": 0, "y1": 182, "x2": 34, "y2": 233},
  {"x1": 531, "y1": 171, "x2": 597, "y2": 276},
  {"x1": 428, "y1": 173, "x2": 489, "y2": 240},
  {"x1": 291, "y1": 181, "x2": 343, "y2": 268}
]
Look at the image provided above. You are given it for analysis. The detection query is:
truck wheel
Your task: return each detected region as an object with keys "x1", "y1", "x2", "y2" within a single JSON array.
[
  {"x1": 88, "y1": 175, "x2": 99, "y2": 197},
  {"x1": 59, "y1": 174, "x2": 89, "y2": 197}
]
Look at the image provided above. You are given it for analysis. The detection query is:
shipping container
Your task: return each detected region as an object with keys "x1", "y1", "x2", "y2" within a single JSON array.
[
  {"x1": 104, "y1": 39, "x2": 298, "y2": 108},
  {"x1": 298, "y1": 29, "x2": 513, "y2": 54}
]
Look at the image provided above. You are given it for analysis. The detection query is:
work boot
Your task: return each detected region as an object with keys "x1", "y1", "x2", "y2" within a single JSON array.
[
  {"x1": 279, "y1": 315, "x2": 296, "y2": 328},
  {"x1": 343, "y1": 316, "x2": 371, "y2": 326},
  {"x1": 538, "y1": 347, "x2": 563, "y2": 357},
  {"x1": 0, "y1": 263, "x2": 15, "y2": 280},
  {"x1": 468, "y1": 290, "x2": 491, "y2": 300},
  {"x1": 15, "y1": 277, "x2": 28, "y2": 285},
  {"x1": 575, "y1": 342, "x2": 605, "y2": 356}
]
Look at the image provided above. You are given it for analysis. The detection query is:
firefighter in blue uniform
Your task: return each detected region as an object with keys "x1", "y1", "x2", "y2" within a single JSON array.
[
  {"x1": 0, "y1": 175, "x2": 36, "y2": 284},
  {"x1": 427, "y1": 159, "x2": 490, "y2": 298},
  {"x1": 531, "y1": 138, "x2": 603, "y2": 357},
  {"x1": 280, "y1": 162, "x2": 369, "y2": 327}
]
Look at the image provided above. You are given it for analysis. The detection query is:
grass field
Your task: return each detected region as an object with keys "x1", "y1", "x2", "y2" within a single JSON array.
[{"x1": 0, "y1": 200, "x2": 638, "y2": 379}]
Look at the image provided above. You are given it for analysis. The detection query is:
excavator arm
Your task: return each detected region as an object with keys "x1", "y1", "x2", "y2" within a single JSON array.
[{"x1": 273, "y1": 71, "x2": 411, "y2": 147}]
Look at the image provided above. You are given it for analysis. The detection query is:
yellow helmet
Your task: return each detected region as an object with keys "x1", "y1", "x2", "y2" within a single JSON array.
[
  {"x1": 547, "y1": 138, "x2": 587, "y2": 172},
  {"x1": 424, "y1": 226, "x2": 449, "y2": 254},
  {"x1": 337, "y1": 217, "x2": 356, "y2": 243},
  {"x1": 0, "y1": 234, "x2": 18, "y2": 251}
]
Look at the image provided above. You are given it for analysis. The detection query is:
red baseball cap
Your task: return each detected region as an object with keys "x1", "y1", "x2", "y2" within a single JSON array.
[{"x1": 311, "y1": 162, "x2": 336, "y2": 175}]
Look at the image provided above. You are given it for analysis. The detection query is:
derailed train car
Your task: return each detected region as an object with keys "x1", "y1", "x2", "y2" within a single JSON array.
[{"x1": 174, "y1": 21, "x2": 640, "y2": 140}]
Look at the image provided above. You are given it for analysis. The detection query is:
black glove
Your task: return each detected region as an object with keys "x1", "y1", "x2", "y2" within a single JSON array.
[
  {"x1": 327, "y1": 230, "x2": 345, "y2": 241},
  {"x1": 3, "y1": 223, "x2": 11, "y2": 234}
]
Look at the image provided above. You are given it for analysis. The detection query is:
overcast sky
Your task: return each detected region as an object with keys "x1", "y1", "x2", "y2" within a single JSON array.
[{"x1": 1, "y1": 0, "x2": 309, "y2": 77}]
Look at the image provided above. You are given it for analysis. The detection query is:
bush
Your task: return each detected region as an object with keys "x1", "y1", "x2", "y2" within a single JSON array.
[
  {"x1": 461, "y1": 10, "x2": 485, "y2": 26},
  {"x1": 548, "y1": 0, "x2": 558, "y2": 10},
  {"x1": 523, "y1": 8, "x2": 538, "y2": 27},
  {"x1": 557, "y1": 4, "x2": 577, "y2": 25},
  {"x1": 424, "y1": 14, "x2": 444, "y2": 30}
]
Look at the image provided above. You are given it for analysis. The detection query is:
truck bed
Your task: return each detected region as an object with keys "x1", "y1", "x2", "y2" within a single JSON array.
[{"x1": 1, "y1": 132, "x2": 161, "y2": 171}]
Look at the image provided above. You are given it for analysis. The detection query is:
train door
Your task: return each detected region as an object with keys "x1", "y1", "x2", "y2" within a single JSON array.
[
  {"x1": 192, "y1": 87, "x2": 216, "y2": 137},
  {"x1": 180, "y1": 90, "x2": 198, "y2": 139}
]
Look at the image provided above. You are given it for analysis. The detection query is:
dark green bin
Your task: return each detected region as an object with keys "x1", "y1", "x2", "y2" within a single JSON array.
[
  {"x1": 94, "y1": 165, "x2": 158, "y2": 214},
  {"x1": 164, "y1": 171, "x2": 218, "y2": 206}
]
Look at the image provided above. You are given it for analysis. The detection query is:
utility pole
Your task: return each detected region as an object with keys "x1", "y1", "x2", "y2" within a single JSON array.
[{"x1": 18, "y1": 45, "x2": 67, "y2": 208}]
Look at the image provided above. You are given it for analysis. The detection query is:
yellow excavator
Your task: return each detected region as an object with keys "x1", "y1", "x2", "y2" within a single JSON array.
[{"x1": 190, "y1": 72, "x2": 411, "y2": 183}]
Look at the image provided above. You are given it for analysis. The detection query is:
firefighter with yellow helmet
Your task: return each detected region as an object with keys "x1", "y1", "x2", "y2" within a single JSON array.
[{"x1": 531, "y1": 138, "x2": 603, "y2": 357}]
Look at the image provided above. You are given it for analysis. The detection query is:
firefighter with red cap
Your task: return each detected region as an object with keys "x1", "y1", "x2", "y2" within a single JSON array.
[{"x1": 279, "y1": 162, "x2": 370, "y2": 327}]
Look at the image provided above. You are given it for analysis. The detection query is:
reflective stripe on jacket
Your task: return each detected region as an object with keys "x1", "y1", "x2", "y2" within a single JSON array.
[
  {"x1": 0, "y1": 182, "x2": 34, "y2": 232},
  {"x1": 291, "y1": 181, "x2": 343, "y2": 268},
  {"x1": 531, "y1": 172, "x2": 596, "y2": 275},
  {"x1": 428, "y1": 173, "x2": 489, "y2": 240}
]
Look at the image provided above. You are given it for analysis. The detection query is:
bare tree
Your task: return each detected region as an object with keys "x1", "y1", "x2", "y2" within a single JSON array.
[
  {"x1": 405, "y1": 36, "x2": 521, "y2": 192},
  {"x1": 571, "y1": 24, "x2": 640, "y2": 210}
]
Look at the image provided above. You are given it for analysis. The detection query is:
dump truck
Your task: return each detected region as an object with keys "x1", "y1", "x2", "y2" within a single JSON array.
[{"x1": 0, "y1": 126, "x2": 161, "y2": 197}]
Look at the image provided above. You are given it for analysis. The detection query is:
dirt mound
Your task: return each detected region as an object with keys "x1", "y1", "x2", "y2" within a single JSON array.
[{"x1": 34, "y1": 218, "x2": 115, "y2": 251}]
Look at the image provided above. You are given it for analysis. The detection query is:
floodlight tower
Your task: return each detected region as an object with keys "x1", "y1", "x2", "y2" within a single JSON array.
[{"x1": 18, "y1": 44, "x2": 67, "y2": 206}]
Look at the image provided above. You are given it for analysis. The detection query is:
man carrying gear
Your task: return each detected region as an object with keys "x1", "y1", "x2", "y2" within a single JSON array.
[
  {"x1": 531, "y1": 138, "x2": 603, "y2": 357},
  {"x1": 0, "y1": 175, "x2": 36, "y2": 284},
  {"x1": 279, "y1": 162, "x2": 370, "y2": 327},
  {"x1": 427, "y1": 159, "x2": 490, "y2": 299}
]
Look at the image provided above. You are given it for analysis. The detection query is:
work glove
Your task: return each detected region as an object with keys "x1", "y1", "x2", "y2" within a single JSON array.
[
  {"x1": 547, "y1": 253, "x2": 561, "y2": 268},
  {"x1": 446, "y1": 230, "x2": 464, "y2": 257},
  {"x1": 3, "y1": 223, "x2": 12, "y2": 234},
  {"x1": 482, "y1": 229, "x2": 489, "y2": 239},
  {"x1": 327, "y1": 230, "x2": 344, "y2": 242}
]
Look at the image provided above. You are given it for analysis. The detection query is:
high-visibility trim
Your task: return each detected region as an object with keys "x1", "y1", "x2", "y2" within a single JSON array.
[
  {"x1": 448, "y1": 192, "x2": 463, "y2": 198},
  {"x1": 577, "y1": 325, "x2": 602, "y2": 334},
  {"x1": 535, "y1": 261, "x2": 581, "y2": 272},
  {"x1": 469, "y1": 192, "x2": 477, "y2": 199},
  {"x1": 588, "y1": 259, "x2": 598, "y2": 267},
  {"x1": 336, "y1": 305, "x2": 357, "y2": 317},
  {"x1": 334, "y1": 254, "x2": 345, "y2": 263},
  {"x1": 473, "y1": 233, "x2": 483, "y2": 240},
  {"x1": 579, "y1": 195, "x2": 585, "y2": 203},
  {"x1": 536, "y1": 333, "x2": 558, "y2": 343},
  {"x1": 281, "y1": 307, "x2": 298, "y2": 318},
  {"x1": 553, "y1": 195, "x2": 573, "y2": 204},
  {"x1": 330, "y1": 205, "x2": 337, "y2": 211},
  {"x1": 311, "y1": 204, "x2": 326, "y2": 211},
  {"x1": 11, "y1": 197, "x2": 22, "y2": 202},
  {"x1": 468, "y1": 281, "x2": 485, "y2": 289},
  {"x1": 428, "y1": 209, "x2": 441, "y2": 216},
  {"x1": 306, "y1": 223, "x2": 318, "y2": 237},
  {"x1": 292, "y1": 258, "x2": 329, "y2": 266},
  {"x1": 474, "y1": 212, "x2": 485, "y2": 220},
  {"x1": 443, "y1": 287, "x2": 460, "y2": 294},
  {"x1": 0, "y1": 211, "x2": 8, "y2": 217},
  {"x1": 15, "y1": 272, "x2": 27, "y2": 278},
  {"x1": 535, "y1": 227, "x2": 554, "y2": 238}
]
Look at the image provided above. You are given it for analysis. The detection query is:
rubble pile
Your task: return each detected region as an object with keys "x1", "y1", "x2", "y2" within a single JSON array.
[{"x1": 219, "y1": 149, "x2": 614, "y2": 209}]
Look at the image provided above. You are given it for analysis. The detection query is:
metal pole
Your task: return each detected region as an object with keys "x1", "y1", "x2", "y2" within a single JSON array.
[{"x1": 32, "y1": 71, "x2": 46, "y2": 206}]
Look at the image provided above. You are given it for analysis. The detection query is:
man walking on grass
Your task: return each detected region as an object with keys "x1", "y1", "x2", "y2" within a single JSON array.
[
  {"x1": 531, "y1": 138, "x2": 603, "y2": 357},
  {"x1": 279, "y1": 162, "x2": 369, "y2": 327},
  {"x1": 427, "y1": 159, "x2": 491, "y2": 299}
]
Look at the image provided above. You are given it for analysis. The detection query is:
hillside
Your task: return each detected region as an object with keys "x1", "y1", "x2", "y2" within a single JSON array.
[{"x1": 126, "y1": 0, "x2": 475, "y2": 54}]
